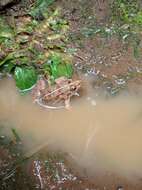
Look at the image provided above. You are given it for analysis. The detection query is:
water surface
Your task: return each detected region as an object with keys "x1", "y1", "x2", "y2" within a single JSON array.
[{"x1": 0, "y1": 78, "x2": 142, "y2": 179}]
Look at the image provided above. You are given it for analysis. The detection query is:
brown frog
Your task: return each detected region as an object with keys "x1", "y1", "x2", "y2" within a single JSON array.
[{"x1": 32, "y1": 77, "x2": 81, "y2": 109}]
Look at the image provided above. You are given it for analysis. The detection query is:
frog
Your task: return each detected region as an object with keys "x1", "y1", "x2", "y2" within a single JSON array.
[{"x1": 32, "y1": 76, "x2": 81, "y2": 109}]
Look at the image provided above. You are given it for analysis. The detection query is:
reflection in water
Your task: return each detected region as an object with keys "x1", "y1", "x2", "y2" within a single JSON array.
[{"x1": 0, "y1": 78, "x2": 142, "y2": 179}]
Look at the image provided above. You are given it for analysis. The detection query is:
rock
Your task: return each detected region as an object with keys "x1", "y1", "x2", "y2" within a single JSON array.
[
  {"x1": 117, "y1": 186, "x2": 124, "y2": 190},
  {"x1": 0, "y1": 0, "x2": 16, "y2": 9}
]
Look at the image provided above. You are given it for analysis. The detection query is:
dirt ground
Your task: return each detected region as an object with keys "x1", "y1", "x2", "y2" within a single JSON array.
[{"x1": 61, "y1": 0, "x2": 142, "y2": 92}]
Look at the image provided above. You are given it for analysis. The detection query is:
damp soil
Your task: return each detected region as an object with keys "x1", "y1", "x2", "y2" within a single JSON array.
[{"x1": 1, "y1": 0, "x2": 142, "y2": 190}]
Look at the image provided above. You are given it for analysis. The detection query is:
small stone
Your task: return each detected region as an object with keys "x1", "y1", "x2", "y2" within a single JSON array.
[
  {"x1": 117, "y1": 186, "x2": 124, "y2": 190},
  {"x1": 115, "y1": 78, "x2": 126, "y2": 85}
]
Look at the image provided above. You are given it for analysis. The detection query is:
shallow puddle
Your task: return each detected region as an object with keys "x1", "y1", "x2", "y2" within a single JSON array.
[{"x1": 1, "y1": 78, "x2": 142, "y2": 181}]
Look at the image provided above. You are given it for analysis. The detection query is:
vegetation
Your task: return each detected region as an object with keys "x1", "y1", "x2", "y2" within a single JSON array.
[{"x1": 0, "y1": 0, "x2": 73, "y2": 92}]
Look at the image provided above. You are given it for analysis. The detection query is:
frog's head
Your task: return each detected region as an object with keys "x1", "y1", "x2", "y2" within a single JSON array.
[{"x1": 70, "y1": 80, "x2": 81, "y2": 92}]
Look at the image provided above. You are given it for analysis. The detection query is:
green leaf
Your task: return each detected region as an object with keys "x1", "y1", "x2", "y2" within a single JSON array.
[
  {"x1": 2, "y1": 61, "x2": 15, "y2": 73},
  {"x1": 47, "y1": 54, "x2": 73, "y2": 79},
  {"x1": 0, "y1": 52, "x2": 25, "y2": 67},
  {"x1": 11, "y1": 128, "x2": 21, "y2": 142},
  {"x1": 56, "y1": 63, "x2": 73, "y2": 78},
  {"x1": 14, "y1": 66, "x2": 38, "y2": 91},
  {"x1": 30, "y1": 0, "x2": 55, "y2": 18}
]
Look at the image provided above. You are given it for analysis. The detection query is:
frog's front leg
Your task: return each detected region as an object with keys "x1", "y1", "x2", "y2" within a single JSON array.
[{"x1": 65, "y1": 97, "x2": 71, "y2": 110}]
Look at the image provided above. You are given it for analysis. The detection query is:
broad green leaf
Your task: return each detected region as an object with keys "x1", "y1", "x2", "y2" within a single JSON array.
[
  {"x1": 0, "y1": 52, "x2": 25, "y2": 67},
  {"x1": 56, "y1": 63, "x2": 73, "y2": 78},
  {"x1": 14, "y1": 66, "x2": 38, "y2": 91},
  {"x1": 0, "y1": 53, "x2": 15, "y2": 67},
  {"x1": 47, "y1": 54, "x2": 73, "y2": 79}
]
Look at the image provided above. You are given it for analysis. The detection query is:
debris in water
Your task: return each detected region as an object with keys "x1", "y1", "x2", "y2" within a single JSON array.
[{"x1": 33, "y1": 160, "x2": 45, "y2": 189}]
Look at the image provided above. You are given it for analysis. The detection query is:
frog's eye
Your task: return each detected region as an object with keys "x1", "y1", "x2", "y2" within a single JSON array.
[{"x1": 71, "y1": 86, "x2": 76, "y2": 90}]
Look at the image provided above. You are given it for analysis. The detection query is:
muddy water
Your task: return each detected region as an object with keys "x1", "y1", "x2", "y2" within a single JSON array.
[{"x1": 1, "y1": 78, "x2": 142, "y2": 180}]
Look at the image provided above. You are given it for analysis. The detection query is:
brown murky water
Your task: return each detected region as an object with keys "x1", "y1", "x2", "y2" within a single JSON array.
[{"x1": 1, "y1": 78, "x2": 142, "y2": 181}]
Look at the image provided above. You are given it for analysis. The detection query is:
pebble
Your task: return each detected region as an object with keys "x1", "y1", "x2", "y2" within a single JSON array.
[
  {"x1": 135, "y1": 67, "x2": 142, "y2": 73},
  {"x1": 117, "y1": 186, "x2": 124, "y2": 190},
  {"x1": 115, "y1": 78, "x2": 126, "y2": 85}
]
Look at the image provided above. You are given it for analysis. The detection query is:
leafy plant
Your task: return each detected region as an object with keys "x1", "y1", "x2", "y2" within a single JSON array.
[
  {"x1": 0, "y1": 52, "x2": 25, "y2": 67},
  {"x1": 30, "y1": 0, "x2": 55, "y2": 19},
  {"x1": 44, "y1": 53, "x2": 73, "y2": 80},
  {"x1": 49, "y1": 18, "x2": 68, "y2": 33},
  {"x1": 14, "y1": 66, "x2": 38, "y2": 91}
]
